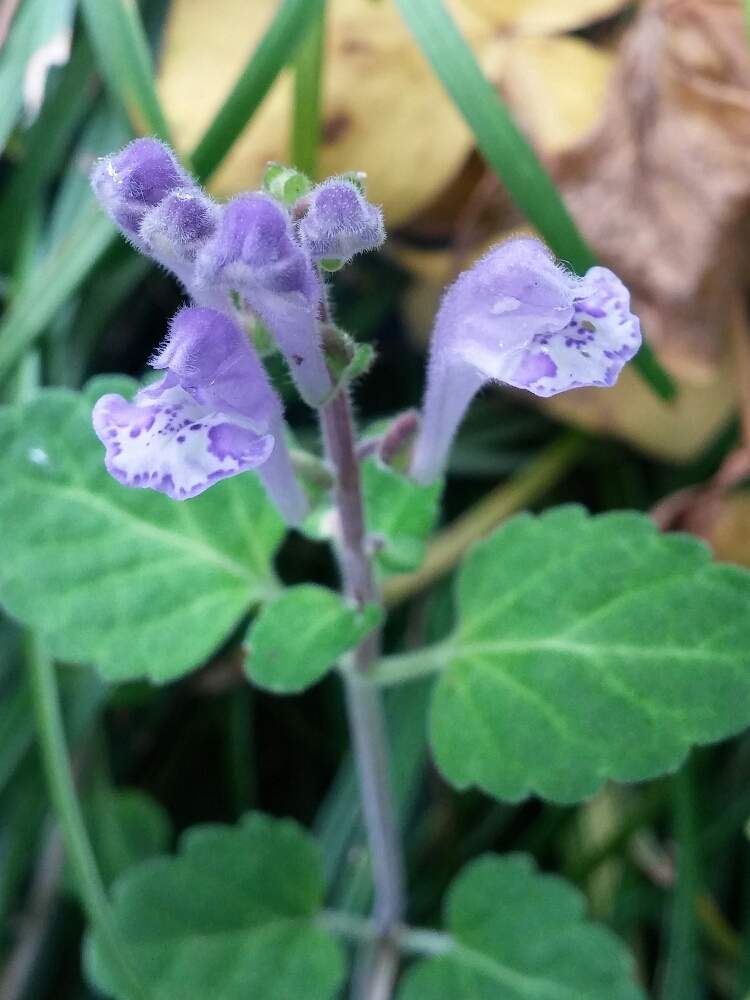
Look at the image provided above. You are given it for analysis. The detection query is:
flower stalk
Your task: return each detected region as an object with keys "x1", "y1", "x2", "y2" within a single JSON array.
[{"x1": 319, "y1": 389, "x2": 405, "y2": 932}]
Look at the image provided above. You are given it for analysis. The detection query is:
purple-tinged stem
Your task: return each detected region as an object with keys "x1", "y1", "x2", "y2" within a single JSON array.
[{"x1": 319, "y1": 388, "x2": 405, "y2": 952}]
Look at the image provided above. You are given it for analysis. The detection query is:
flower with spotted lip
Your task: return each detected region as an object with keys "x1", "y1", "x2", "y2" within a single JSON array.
[
  {"x1": 92, "y1": 307, "x2": 308, "y2": 524},
  {"x1": 410, "y1": 238, "x2": 642, "y2": 484},
  {"x1": 196, "y1": 193, "x2": 331, "y2": 407}
]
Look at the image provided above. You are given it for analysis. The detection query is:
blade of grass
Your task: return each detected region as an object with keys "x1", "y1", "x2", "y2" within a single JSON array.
[
  {"x1": 292, "y1": 1, "x2": 327, "y2": 178},
  {"x1": 0, "y1": 37, "x2": 95, "y2": 271},
  {"x1": 79, "y1": 0, "x2": 171, "y2": 141},
  {"x1": 190, "y1": 0, "x2": 325, "y2": 182},
  {"x1": 27, "y1": 636, "x2": 149, "y2": 1000},
  {"x1": 659, "y1": 763, "x2": 705, "y2": 1000},
  {"x1": 0, "y1": 204, "x2": 115, "y2": 381},
  {"x1": 394, "y1": 0, "x2": 675, "y2": 402},
  {"x1": 0, "y1": 0, "x2": 76, "y2": 152}
]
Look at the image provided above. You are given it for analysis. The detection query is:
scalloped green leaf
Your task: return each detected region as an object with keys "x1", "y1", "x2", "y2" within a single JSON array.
[
  {"x1": 65, "y1": 788, "x2": 171, "y2": 894},
  {"x1": 86, "y1": 813, "x2": 345, "y2": 1000},
  {"x1": 362, "y1": 458, "x2": 442, "y2": 575},
  {"x1": 245, "y1": 584, "x2": 381, "y2": 693},
  {"x1": 431, "y1": 506, "x2": 750, "y2": 803},
  {"x1": 399, "y1": 854, "x2": 644, "y2": 1000},
  {"x1": 0, "y1": 382, "x2": 284, "y2": 683}
]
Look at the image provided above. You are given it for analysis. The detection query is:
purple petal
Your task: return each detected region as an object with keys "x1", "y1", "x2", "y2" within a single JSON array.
[
  {"x1": 503, "y1": 267, "x2": 642, "y2": 397},
  {"x1": 411, "y1": 238, "x2": 642, "y2": 483},
  {"x1": 196, "y1": 194, "x2": 330, "y2": 405},
  {"x1": 92, "y1": 382, "x2": 275, "y2": 501},
  {"x1": 90, "y1": 139, "x2": 188, "y2": 241},
  {"x1": 138, "y1": 187, "x2": 219, "y2": 284},
  {"x1": 297, "y1": 179, "x2": 385, "y2": 263},
  {"x1": 151, "y1": 307, "x2": 281, "y2": 428}
]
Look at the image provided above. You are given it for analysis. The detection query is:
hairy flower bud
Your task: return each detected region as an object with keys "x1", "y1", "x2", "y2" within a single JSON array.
[
  {"x1": 138, "y1": 187, "x2": 219, "y2": 288},
  {"x1": 196, "y1": 194, "x2": 331, "y2": 406},
  {"x1": 91, "y1": 138, "x2": 189, "y2": 243},
  {"x1": 297, "y1": 178, "x2": 385, "y2": 266},
  {"x1": 92, "y1": 307, "x2": 308, "y2": 523},
  {"x1": 411, "y1": 238, "x2": 642, "y2": 483}
]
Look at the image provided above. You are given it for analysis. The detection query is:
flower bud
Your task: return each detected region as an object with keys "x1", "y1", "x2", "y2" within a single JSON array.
[
  {"x1": 196, "y1": 194, "x2": 331, "y2": 406},
  {"x1": 90, "y1": 138, "x2": 189, "y2": 243},
  {"x1": 297, "y1": 178, "x2": 385, "y2": 265},
  {"x1": 138, "y1": 187, "x2": 219, "y2": 288},
  {"x1": 411, "y1": 238, "x2": 642, "y2": 483}
]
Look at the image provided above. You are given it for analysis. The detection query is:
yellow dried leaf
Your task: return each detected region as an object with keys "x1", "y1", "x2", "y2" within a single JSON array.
[
  {"x1": 158, "y1": 0, "x2": 489, "y2": 225},
  {"x1": 707, "y1": 493, "x2": 750, "y2": 568},
  {"x1": 540, "y1": 355, "x2": 736, "y2": 462},
  {"x1": 488, "y1": 36, "x2": 614, "y2": 154},
  {"x1": 462, "y1": 0, "x2": 630, "y2": 35}
]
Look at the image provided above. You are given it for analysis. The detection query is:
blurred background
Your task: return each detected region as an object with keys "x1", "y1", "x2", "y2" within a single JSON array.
[{"x1": 2, "y1": 0, "x2": 750, "y2": 997}]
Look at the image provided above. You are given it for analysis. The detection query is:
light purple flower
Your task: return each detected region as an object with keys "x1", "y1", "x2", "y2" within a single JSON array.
[
  {"x1": 196, "y1": 193, "x2": 331, "y2": 406},
  {"x1": 92, "y1": 307, "x2": 308, "y2": 523},
  {"x1": 138, "y1": 187, "x2": 219, "y2": 288},
  {"x1": 91, "y1": 138, "x2": 190, "y2": 245},
  {"x1": 411, "y1": 238, "x2": 642, "y2": 483},
  {"x1": 297, "y1": 179, "x2": 385, "y2": 264}
]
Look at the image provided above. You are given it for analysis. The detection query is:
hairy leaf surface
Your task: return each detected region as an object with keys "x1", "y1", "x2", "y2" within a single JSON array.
[
  {"x1": 431, "y1": 506, "x2": 750, "y2": 802},
  {"x1": 0, "y1": 381, "x2": 283, "y2": 682}
]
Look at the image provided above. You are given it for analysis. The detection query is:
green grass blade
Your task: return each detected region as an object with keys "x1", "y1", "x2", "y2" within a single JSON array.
[
  {"x1": 292, "y1": 1, "x2": 327, "y2": 179},
  {"x1": 394, "y1": 0, "x2": 675, "y2": 402},
  {"x1": 190, "y1": 0, "x2": 325, "y2": 182},
  {"x1": 659, "y1": 764, "x2": 705, "y2": 1000},
  {"x1": 0, "y1": 0, "x2": 77, "y2": 153},
  {"x1": 79, "y1": 0, "x2": 172, "y2": 140},
  {"x1": 0, "y1": 205, "x2": 115, "y2": 382},
  {"x1": 0, "y1": 39, "x2": 95, "y2": 271}
]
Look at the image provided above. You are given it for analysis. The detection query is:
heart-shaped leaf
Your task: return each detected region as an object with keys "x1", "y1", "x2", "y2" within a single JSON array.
[
  {"x1": 431, "y1": 506, "x2": 750, "y2": 802},
  {"x1": 86, "y1": 813, "x2": 345, "y2": 1000},
  {"x1": 0, "y1": 381, "x2": 284, "y2": 683},
  {"x1": 399, "y1": 853, "x2": 644, "y2": 999},
  {"x1": 245, "y1": 584, "x2": 381, "y2": 692}
]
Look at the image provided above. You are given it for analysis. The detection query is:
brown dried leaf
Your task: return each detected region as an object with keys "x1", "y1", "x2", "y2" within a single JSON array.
[
  {"x1": 554, "y1": 0, "x2": 750, "y2": 380},
  {"x1": 462, "y1": 0, "x2": 629, "y2": 34}
]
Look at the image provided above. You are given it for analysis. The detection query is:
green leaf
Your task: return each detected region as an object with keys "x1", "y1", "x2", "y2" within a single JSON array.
[
  {"x1": 191, "y1": 0, "x2": 326, "y2": 182},
  {"x1": 431, "y1": 506, "x2": 750, "y2": 803},
  {"x1": 398, "y1": 854, "x2": 644, "y2": 1000},
  {"x1": 393, "y1": 0, "x2": 674, "y2": 403},
  {"x1": 245, "y1": 584, "x2": 381, "y2": 693},
  {"x1": 363, "y1": 458, "x2": 442, "y2": 575},
  {"x1": 86, "y1": 813, "x2": 345, "y2": 1000},
  {"x1": 67, "y1": 789, "x2": 171, "y2": 892},
  {"x1": 0, "y1": 382, "x2": 284, "y2": 683}
]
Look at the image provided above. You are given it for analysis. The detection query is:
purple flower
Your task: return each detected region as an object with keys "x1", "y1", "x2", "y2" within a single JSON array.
[
  {"x1": 92, "y1": 308, "x2": 308, "y2": 523},
  {"x1": 410, "y1": 238, "x2": 642, "y2": 483},
  {"x1": 91, "y1": 138, "x2": 189, "y2": 244},
  {"x1": 196, "y1": 194, "x2": 331, "y2": 406},
  {"x1": 138, "y1": 187, "x2": 219, "y2": 287},
  {"x1": 297, "y1": 179, "x2": 385, "y2": 264}
]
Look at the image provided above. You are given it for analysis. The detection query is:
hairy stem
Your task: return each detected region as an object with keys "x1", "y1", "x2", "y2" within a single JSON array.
[
  {"x1": 27, "y1": 636, "x2": 148, "y2": 1000},
  {"x1": 319, "y1": 388, "x2": 405, "y2": 987}
]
